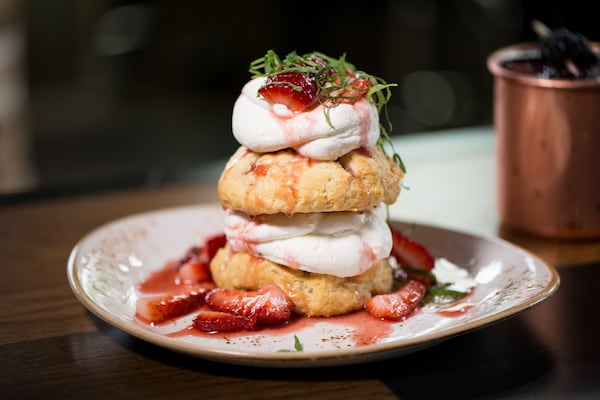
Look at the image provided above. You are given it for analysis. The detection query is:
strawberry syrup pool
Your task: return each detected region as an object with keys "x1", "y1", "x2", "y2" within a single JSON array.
[{"x1": 134, "y1": 250, "x2": 472, "y2": 348}]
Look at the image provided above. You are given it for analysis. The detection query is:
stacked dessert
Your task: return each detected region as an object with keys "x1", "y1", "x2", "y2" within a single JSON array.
[{"x1": 210, "y1": 50, "x2": 405, "y2": 317}]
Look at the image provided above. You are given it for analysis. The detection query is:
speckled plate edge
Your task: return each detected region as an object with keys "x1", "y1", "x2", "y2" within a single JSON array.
[{"x1": 67, "y1": 204, "x2": 560, "y2": 368}]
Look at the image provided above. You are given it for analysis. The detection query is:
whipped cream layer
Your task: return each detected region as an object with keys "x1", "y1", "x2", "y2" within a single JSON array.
[
  {"x1": 224, "y1": 205, "x2": 392, "y2": 277},
  {"x1": 232, "y1": 77, "x2": 380, "y2": 160}
]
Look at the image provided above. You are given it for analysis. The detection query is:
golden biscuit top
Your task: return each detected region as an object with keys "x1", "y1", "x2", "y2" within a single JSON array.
[{"x1": 218, "y1": 146, "x2": 404, "y2": 215}]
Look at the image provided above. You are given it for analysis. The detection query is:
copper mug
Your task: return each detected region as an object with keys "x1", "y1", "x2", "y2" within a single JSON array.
[{"x1": 488, "y1": 42, "x2": 600, "y2": 239}]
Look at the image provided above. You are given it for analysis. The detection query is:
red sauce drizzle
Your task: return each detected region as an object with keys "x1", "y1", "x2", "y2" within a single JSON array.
[
  {"x1": 138, "y1": 261, "x2": 181, "y2": 293},
  {"x1": 436, "y1": 302, "x2": 474, "y2": 318},
  {"x1": 136, "y1": 247, "x2": 467, "y2": 347},
  {"x1": 165, "y1": 310, "x2": 395, "y2": 346},
  {"x1": 356, "y1": 146, "x2": 372, "y2": 157},
  {"x1": 252, "y1": 163, "x2": 269, "y2": 177},
  {"x1": 137, "y1": 261, "x2": 215, "y2": 295},
  {"x1": 353, "y1": 100, "x2": 372, "y2": 147}
]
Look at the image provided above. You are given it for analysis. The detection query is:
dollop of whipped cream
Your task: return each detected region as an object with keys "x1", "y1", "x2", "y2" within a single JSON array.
[
  {"x1": 231, "y1": 77, "x2": 380, "y2": 160},
  {"x1": 432, "y1": 258, "x2": 477, "y2": 293},
  {"x1": 223, "y1": 205, "x2": 392, "y2": 277}
]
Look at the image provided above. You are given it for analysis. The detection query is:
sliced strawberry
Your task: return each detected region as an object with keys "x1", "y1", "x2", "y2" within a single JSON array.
[
  {"x1": 177, "y1": 261, "x2": 211, "y2": 284},
  {"x1": 192, "y1": 310, "x2": 256, "y2": 333},
  {"x1": 365, "y1": 280, "x2": 427, "y2": 320},
  {"x1": 176, "y1": 245, "x2": 202, "y2": 267},
  {"x1": 197, "y1": 233, "x2": 227, "y2": 263},
  {"x1": 258, "y1": 71, "x2": 318, "y2": 112},
  {"x1": 390, "y1": 227, "x2": 435, "y2": 287},
  {"x1": 404, "y1": 270, "x2": 434, "y2": 288},
  {"x1": 136, "y1": 289, "x2": 209, "y2": 323},
  {"x1": 390, "y1": 226, "x2": 435, "y2": 271},
  {"x1": 174, "y1": 233, "x2": 225, "y2": 284},
  {"x1": 339, "y1": 76, "x2": 373, "y2": 104},
  {"x1": 205, "y1": 283, "x2": 294, "y2": 325}
]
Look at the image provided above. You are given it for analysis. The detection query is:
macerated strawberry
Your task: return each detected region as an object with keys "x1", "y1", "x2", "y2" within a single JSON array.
[
  {"x1": 403, "y1": 270, "x2": 434, "y2": 289},
  {"x1": 365, "y1": 280, "x2": 426, "y2": 320},
  {"x1": 390, "y1": 226, "x2": 435, "y2": 271},
  {"x1": 174, "y1": 233, "x2": 225, "y2": 284},
  {"x1": 136, "y1": 289, "x2": 209, "y2": 323},
  {"x1": 258, "y1": 71, "x2": 318, "y2": 111},
  {"x1": 205, "y1": 283, "x2": 294, "y2": 325},
  {"x1": 177, "y1": 261, "x2": 211, "y2": 284},
  {"x1": 176, "y1": 245, "x2": 202, "y2": 267},
  {"x1": 333, "y1": 76, "x2": 373, "y2": 105},
  {"x1": 193, "y1": 310, "x2": 256, "y2": 333},
  {"x1": 199, "y1": 233, "x2": 227, "y2": 263}
]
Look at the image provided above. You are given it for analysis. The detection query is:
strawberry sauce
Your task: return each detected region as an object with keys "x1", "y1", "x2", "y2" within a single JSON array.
[
  {"x1": 165, "y1": 309, "x2": 396, "y2": 346},
  {"x1": 138, "y1": 261, "x2": 181, "y2": 293},
  {"x1": 280, "y1": 109, "x2": 319, "y2": 146},
  {"x1": 138, "y1": 261, "x2": 215, "y2": 294},
  {"x1": 251, "y1": 163, "x2": 269, "y2": 177},
  {"x1": 135, "y1": 241, "x2": 465, "y2": 347},
  {"x1": 135, "y1": 254, "x2": 398, "y2": 346},
  {"x1": 353, "y1": 100, "x2": 372, "y2": 147},
  {"x1": 436, "y1": 302, "x2": 475, "y2": 318}
]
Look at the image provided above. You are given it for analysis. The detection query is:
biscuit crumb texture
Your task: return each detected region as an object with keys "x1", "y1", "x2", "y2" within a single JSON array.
[
  {"x1": 210, "y1": 244, "x2": 394, "y2": 317},
  {"x1": 218, "y1": 146, "x2": 404, "y2": 215}
]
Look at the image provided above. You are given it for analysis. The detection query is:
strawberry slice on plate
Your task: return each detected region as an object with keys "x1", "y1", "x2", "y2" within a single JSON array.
[
  {"x1": 390, "y1": 226, "x2": 435, "y2": 287},
  {"x1": 390, "y1": 227, "x2": 435, "y2": 271},
  {"x1": 193, "y1": 310, "x2": 257, "y2": 333},
  {"x1": 198, "y1": 233, "x2": 227, "y2": 263},
  {"x1": 205, "y1": 283, "x2": 294, "y2": 325},
  {"x1": 365, "y1": 280, "x2": 427, "y2": 320},
  {"x1": 258, "y1": 71, "x2": 318, "y2": 112},
  {"x1": 136, "y1": 289, "x2": 209, "y2": 323},
  {"x1": 175, "y1": 233, "x2": 226, "y2": 284},
  {"x1": 177, "y1": 261, "x2": 211, "y2": 284}
]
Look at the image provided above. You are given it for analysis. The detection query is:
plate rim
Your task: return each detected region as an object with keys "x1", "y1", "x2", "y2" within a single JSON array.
[{"x1": 66, "y1": 204, "x2": 560, "y2": 367}]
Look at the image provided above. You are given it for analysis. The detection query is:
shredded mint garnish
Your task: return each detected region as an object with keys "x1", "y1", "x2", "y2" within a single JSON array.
[
  {"x1": 250, "y1": 50, "x2": 395, "y2": 111},
  {"x1": 249, "y1": 50, "x2": 405, "y2": 173},
  {"x1": 424, "y1": 283, "x2": 469, "y2": 304},
  {"x1": 277, "y1": 335, "x2": 304, "y2": 352}
]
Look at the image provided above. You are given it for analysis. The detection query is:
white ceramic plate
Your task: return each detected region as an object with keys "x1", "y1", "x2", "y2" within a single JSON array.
[{"x1": 67, "y1": 205, "x2": 559, "y2": 367}]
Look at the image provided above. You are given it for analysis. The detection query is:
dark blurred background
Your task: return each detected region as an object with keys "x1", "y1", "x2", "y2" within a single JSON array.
[{"x1": 1, "y1": 0, "x2": 598, "y2": 199}]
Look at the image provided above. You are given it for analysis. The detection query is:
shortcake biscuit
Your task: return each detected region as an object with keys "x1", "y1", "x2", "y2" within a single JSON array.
[
  {"x1": 209, "y1": 244, "x2": 394, "y2": 317},
  {"x1": 218, "y1": 145, "x2": 403, "y2": 215}
]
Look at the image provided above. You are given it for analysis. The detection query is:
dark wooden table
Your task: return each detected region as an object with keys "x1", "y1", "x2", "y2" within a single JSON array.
[{"x1": 2, "y1": 182, "x2": 599, "y2": 399}]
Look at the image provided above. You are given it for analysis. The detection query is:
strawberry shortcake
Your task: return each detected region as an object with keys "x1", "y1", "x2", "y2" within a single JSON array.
[
  {"x1": 135, "y1": 51, "x2": 476, "y2": 331},
  {"x1": 209, "y1": 50, "x2": 406, "y2": 316}
]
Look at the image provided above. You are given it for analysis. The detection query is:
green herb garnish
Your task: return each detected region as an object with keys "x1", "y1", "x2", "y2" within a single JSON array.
[
  {"x1": 277, "y1": 334, "x2": 304, "y2": 352},
  {"x1": 250, "y1": 50, "x2": 394, "y2": 110},
  {"x1": 424, "y1": 283, "x2": 469, "y2": 304},
  {"x1": 249, "y1": 50, "x2": 405, "y2": 173}
]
